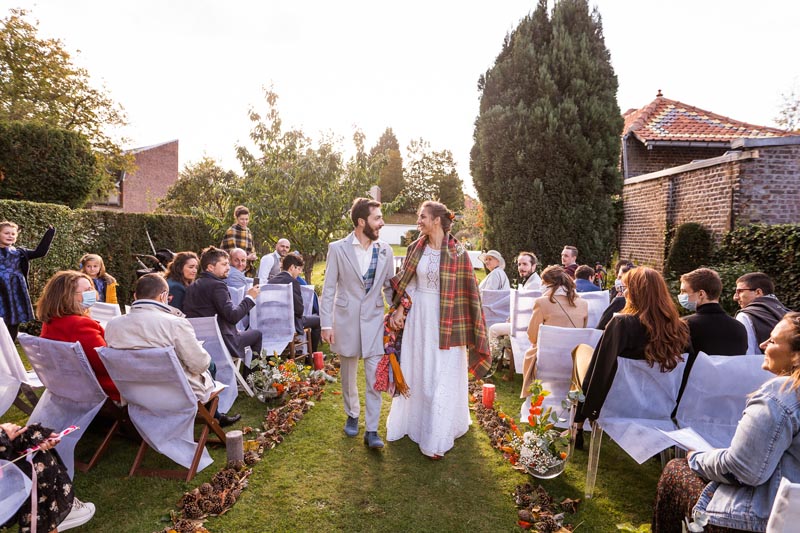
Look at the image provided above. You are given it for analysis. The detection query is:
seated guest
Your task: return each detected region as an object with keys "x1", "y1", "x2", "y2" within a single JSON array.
[
  {"x1": 164, "y1": 251, "x2": 199, "y2": 311},
  {"x1": 257, "y1": 238, "x2": 291, "y2": 283},
  {"x1": 610, "y1": 259, "x2": 633, "y2": 299},
  {"x1": 225, "y1": 248, "x2": 251, "y2": 290},
  {"x1": 679, "y1": 268, "x2": 747, "y2": 356},
  {"x1": 577, "y1": 267, "x2": 689, "y2": 422},
  {"x1": 478, "y1": 250, "x2": 510, "y2": 291},
  {"x1": 520, "y1": 266, "x2": 588, "y2": 397},
  {"x1": 515, "y1": 251, "x2": 541, "y2": 291},
  {"x1": 103, "y1": 274, "x2": 240, "y2": 425},
  {"x1": 1, "y1": 422, "x2": 95, "y2": 532},
  {"x1": 575, "y1": 265, "x2": 602, "y2": 293},
  {"x1": 184, "y1": 247, "x2": 261, "y2": 370},
  {"x1": 734, "y1": 272, "x2": 791, "y2": 355},
  {"x1": 560, "y1": 245, "x2": 579, "y2": 278},
  {"x1": 270, "y1": 254, "x2": 322, "y2": 353},
  {"x1": 596, "y1": 263, "x2": 636, "y2": 330},
  {"x1": 38, "y1": 270, "x2": 120, "y2": 403},
  {"x1": 652, "y1": 312, "x2": 800, "y2": 532}
]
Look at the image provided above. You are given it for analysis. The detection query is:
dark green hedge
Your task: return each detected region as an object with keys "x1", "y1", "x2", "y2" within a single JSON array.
[
  {"x1": 715, "y1": 224, "x2": 800, "y2": 311},
  {"x1": 664, "y1": 222, "x2": 713, "y2": 278},
  {"x1": 0, "y1": 121, "x2": 99, "y2": 208},
  {"x1": 0, "y1": 199, "x2": 213, "y2": 309}
]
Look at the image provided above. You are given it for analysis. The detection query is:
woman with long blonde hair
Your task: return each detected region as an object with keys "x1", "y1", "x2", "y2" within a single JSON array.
[{"x1": 577, "y1": 266, "x2": 689, "y2": 421}]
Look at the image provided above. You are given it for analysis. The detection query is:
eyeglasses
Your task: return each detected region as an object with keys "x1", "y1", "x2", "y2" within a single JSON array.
[{"x1": 734, "y1": 288, "x2": 757, "y2": 295}]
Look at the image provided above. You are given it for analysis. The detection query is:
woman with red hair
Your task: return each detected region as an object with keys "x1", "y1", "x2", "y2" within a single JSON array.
[{"x1": 576, "y1": 266, "x2": 689, "y2": 422}]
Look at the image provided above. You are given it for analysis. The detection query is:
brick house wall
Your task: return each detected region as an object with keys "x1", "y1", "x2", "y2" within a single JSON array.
[
  {"x1": 622, "y1": 137, "x2": 728, "y2": 178},
  {"x1": 619, "y1": 138, "x2": 800, "y2": 270}
]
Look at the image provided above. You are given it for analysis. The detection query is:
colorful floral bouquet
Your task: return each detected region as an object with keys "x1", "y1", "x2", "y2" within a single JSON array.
[
  {"x1": 505, "y1": 380, "x2": 571, "y2": 478},
  {"x1": 247, "y1": 351, "x2": 311, "y2": 403}
]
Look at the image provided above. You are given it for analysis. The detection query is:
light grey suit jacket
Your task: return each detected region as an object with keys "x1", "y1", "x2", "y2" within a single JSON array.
[{"x1": 320, "y1": 233, "x2": 394, "y2": 358}]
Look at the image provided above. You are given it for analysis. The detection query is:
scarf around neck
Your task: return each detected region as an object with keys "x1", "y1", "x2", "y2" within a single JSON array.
[{"x1": 391, "y1": 233, "x2": 491, "y2": 378}]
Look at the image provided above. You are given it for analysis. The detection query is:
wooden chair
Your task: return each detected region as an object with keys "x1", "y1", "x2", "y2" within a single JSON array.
[
  {"x1": 508, "y1": 289, "x2": 542, "y2": 373},
  {"x1": 0, "y1": 321, "x2": 41, "y2": 416},
  {"x1": 97, "y1": 345, "x2": 226, "y2": 482},
  {"x1": 249, "y1": 283, "x2": 295, "y2": 357}
]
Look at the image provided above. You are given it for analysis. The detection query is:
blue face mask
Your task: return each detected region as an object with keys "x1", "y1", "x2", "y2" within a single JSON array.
[
  {"x1": 677, "y1": 293, "x2": 696, "y2": 312},
  {"x1": 81, "y1": 290, "x2": 97, "y2": 309}
]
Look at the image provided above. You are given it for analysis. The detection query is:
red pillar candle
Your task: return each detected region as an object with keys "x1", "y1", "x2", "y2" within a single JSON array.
[
  {"x1": 313, "y1": 351, "x2": 325, "y2": 370},
  {"x1": 482, "y1": 383, "x2": 496, "y2": 408}
]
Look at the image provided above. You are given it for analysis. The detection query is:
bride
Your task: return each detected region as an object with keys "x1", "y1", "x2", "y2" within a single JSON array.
[{"x1": 385, "y1": 200, "x2": 491, "y2": 459}]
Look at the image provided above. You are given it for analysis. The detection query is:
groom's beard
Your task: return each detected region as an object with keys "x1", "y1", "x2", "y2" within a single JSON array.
[{"x1": 364, "y1": 223, "x2": 380, "y2": 242}]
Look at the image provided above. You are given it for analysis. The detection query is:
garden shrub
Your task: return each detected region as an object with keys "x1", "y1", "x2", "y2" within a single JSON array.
[
  {"x1": 0, "y1": 121, "x2": 99, "y2": 208},
  {"x1": 714, "y1": 224, "x2": 800, "y2": 311},
  {"x1": 0, "y1": 199, "x2": 213, "y2": 311},
  {"x1": 664, "y1": 222, "x2": 712, "y2": 279}
]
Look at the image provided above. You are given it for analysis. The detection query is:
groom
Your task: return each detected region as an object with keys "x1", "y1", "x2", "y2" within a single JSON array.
[{"x1": 321, "y1": 197, "x2": 394, "y2": 449}]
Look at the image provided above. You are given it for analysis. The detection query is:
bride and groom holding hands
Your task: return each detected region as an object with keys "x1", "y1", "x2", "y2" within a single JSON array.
[{"x1": 320, "y1": 197, "x2": 490, "y2": 458}]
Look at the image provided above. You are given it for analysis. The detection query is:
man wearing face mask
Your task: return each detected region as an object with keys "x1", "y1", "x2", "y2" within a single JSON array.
[{"x1": 679, "y1": 268, "x2": 747, "y2": 356}]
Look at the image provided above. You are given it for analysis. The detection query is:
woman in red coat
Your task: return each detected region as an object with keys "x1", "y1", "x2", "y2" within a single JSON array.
[{"x1": 37, "y1": 270, "x2": 120, "y2": 403}]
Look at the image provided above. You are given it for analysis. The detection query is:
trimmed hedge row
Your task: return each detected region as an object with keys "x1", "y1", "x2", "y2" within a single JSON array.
[
  {"x1": 714, "y1": 224, "x2": 800, "y2": 311},
  {"x1": 0, "y1": 199, "x2": 213, "y2": 309}
]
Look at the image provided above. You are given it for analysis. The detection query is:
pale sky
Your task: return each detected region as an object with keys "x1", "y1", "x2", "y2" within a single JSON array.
[{"x1": 10, "y1": 1, "x2": 799, "y2": 195}]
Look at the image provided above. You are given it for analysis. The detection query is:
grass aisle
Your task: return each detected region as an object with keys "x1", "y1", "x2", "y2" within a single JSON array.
[{"x1": 3, "y1": 360, "x2": 660, "y2": 532}]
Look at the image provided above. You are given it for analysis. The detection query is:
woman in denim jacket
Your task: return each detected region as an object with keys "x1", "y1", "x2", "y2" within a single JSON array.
[{"x1": 652, "y1": 312, "x2": 800, "y2": 532}]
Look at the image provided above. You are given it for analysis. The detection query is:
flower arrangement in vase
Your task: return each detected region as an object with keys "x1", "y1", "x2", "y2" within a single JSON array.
[{"x1": 247, "y1": 351, "x2": 310, "y2": 403}]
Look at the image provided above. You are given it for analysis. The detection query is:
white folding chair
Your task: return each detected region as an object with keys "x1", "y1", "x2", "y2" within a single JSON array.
[
  {"x1": 249, "y1": 283, "x2": 296, "y2": 359},
  {"x1": 0, "y1": 459, "x2": 32, "y2": 526},
  {"x1": 0, "y1": 321, "x2": 41, "y2": 416},
  {"x1": 227, "y1": 284, "x2": 248, "y2": 332},
  {"x1": 520, "y1": 325, "x2": 603, "y2": 426},
  {"x1": 17, "y1": 334, "x2": 111, "y2": 478},
  {"x1": 481, "y1": 289, "x2": 511, "y2": 329},
  {"x1": 578, "y1": 292, "x2": 610, "y2": 329},
  {"x1": 676, "y1": 352, "x2": 772, "y2": 448},
  {"x1": 89, "y1": 301, "x2": 122, "y2": 328},
  {"x1": 509, "y1": 289, "x2": 541, "y2": 373},
  {"x1": 188, "y1": 315, "x2": 254, "y2": 413},
  {"x1": 97, "y1": 345, "x2": 226, "y2": 482},
  {"x1": 767, "y1": 477, "x2": 800, "y2": 533},
  {"x1": 585, "y1": 356, "x2": 687, "y2": 498},
  {"x1": 300, "y1": 285, "x2": 316, "y2": 317}
]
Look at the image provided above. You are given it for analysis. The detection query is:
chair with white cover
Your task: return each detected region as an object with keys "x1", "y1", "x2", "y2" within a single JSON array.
[
  {"x1": 0, "y1": 321, "x2": 41, "y2": 416},
  {"x1": 17, "y1": 334, "x2": 111, "y2": 478},
  {"x1": 585, "y1": 356, "x2": 687, "y2": 498},
  {"x1": 578, "y1": 292, "x2": 610, "y2": 329},
  {"x1": 481, "y1": 289, "x2": 511, "y2": 329},
  {"x1": 227, "y1": 285, "x2": 248, "y2": 332},
  {"x1": 509, "y1": 289, "x2": 542, "y2": 373},
  {"x1": 300, "y1": 285, "x2": 316, "y2": 317},
  {"x1": 249, "y1": 283, "x2": 295, "y2": 361},
  {"x1": 89, "y1": 301, "x2": 122, "y2": 328},
  {"x1": 767, "y1": 477, "x2": 800, "y2": 533},
  {"x1": 519, "y1": 325, "x2": 603, "y2": 425},
  {"x1": 188, "y1": 315, "x2": 254, "y2": 413},
  {"x1": 97, "y1": 345, "x2": 226, "y2": 482},
  {"x1": 675, "y1": 352, "x2": 772, "y2": 449},
  {"x1": 0, "y1": 459, "x2": 32, "y2": 527}
]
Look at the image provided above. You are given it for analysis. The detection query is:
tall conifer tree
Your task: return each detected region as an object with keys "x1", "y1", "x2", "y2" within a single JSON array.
[{"x1": 471, "y1": 0, "x2": 622, "y2": 268}]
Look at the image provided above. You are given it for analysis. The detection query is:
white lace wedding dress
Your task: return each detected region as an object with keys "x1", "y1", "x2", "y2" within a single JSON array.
[{"x1": 385, "y1": 245, "x2": 471, "y2": 457}]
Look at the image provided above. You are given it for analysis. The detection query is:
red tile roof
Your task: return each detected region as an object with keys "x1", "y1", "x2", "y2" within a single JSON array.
[{"x1": 623, "y1": 93, "x2": 790, "y2": 145}]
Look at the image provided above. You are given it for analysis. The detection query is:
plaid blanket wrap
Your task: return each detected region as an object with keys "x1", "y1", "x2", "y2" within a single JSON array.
[
  {"x1": 220, "y1": 224, "x2": 255, "y2": 255},
  {"x1": 390, "y1": 233, "x2": 491, "y2": 379}
]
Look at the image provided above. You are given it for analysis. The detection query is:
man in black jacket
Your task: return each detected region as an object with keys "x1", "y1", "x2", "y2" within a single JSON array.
[
  {"x1": 184, "y1": 246, "x2": 261, "y2": 367},
  {"x1": 680, "y1": 268, "x2": 747, "y2": 356},
  {"x1": 734, "y1": 272, "x2": 791, "y2": 354},
  {"x1": 270, "y1": 254, "x2": 321, "y2": 353}
]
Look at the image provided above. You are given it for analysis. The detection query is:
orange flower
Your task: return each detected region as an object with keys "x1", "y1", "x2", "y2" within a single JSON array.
[
  {"x1": 560, "y1": 451, "x2": 567, "y2": 460},
  {"x1": 534, "y1": 396, "x2": 544, "y2": 407},
  {"x1": 517, "y1": 520, "x2": 532, "y2": 529},
  {"x1": 500, "y1": 446, "x2": 514, "y2": 453},
  {"x1": 498, "y1": 413, "x2": 507, "y2": 419},
  {"x1": 527, "y1": 415, "x2": 535, "y2": 425},
  {"x1": 531, "y1": 406, "x2": 542, "y2": 416}
]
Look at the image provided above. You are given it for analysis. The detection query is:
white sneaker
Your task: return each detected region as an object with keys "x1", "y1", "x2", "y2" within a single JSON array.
[{"x1": 59, "y1": 498, "x2": 96, "y2": 531}]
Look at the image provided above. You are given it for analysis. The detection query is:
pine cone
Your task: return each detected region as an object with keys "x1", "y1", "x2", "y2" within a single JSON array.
[
  {"x1": 173, "y1": 519, "x2": 198, "y2": 533},
  {"x1": 181, "y1": 501, "x2": 203, "y2": 519},
  {"x1": 209, "y1": 499, "x2": 225, "y2": 515},
  {"x1": 224, "y1": 491, "x2": 236, "y2": 507},
  {"x1": 226, "y1": 460, "x2": 245, "y2": 471},
  {"x1": 244, "y1": 451, "x2": 260, "y2": 465},
  {"x1": 200, "y1": 497, "x2": 216, "y2": 513},
  {"x1": 198, "y1": 482, "x2": 213, "y2": 496},
  {"x1": 177, "y1": 491, "x2": 198, "y2": 509}
]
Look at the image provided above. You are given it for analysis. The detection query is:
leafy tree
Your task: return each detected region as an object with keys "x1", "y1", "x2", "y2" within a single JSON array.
[
  {"x1": 471, "y1": 0, "x2": 622, "y2": 271},
  {"x1": 776, "y1": 85, "x2": 800, "y2": 132},
  {"x1": 369, "y1": 127, "x2": 404, "y2": 203},
  {"x1": 0, "y1": 121, "x2": 99, "y2": 207},
  {"x1": 158, "y1": 157, "x2": 240, "y2": 236},
  {"x1": 401, "y1": 138, "x2": 465, "y2": 213},
  {"x1": 0, "y1": 9, "x2": 132, "y2": 189},
  {"x1": 235, "y1": 89, "x2": 376, "y2": 281}
]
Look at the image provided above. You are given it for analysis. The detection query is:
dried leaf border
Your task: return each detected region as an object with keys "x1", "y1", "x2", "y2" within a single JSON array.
[
  {"x1": 469, "y1": 381, "x2": 580, "y2": 532},
  {"x1": 156, "y1": 361, "x2": 338, "y2": 533}
]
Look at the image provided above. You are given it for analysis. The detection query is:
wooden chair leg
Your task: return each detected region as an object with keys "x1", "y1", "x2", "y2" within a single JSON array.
[
  {"x1": 76, "y1": 420, "x2": 119, "y2": 472},
  {"x1": 129, "y1": 440, "x2": 149, "y2": 478}
]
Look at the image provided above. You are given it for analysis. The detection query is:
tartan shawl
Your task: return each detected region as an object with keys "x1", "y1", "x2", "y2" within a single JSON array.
[
  {"x1": 220, "y1": 224, "x2": 255, "y2": 254},
  {"x1": 391, "y1": 233, "x2": 491, "y2": 378}
]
